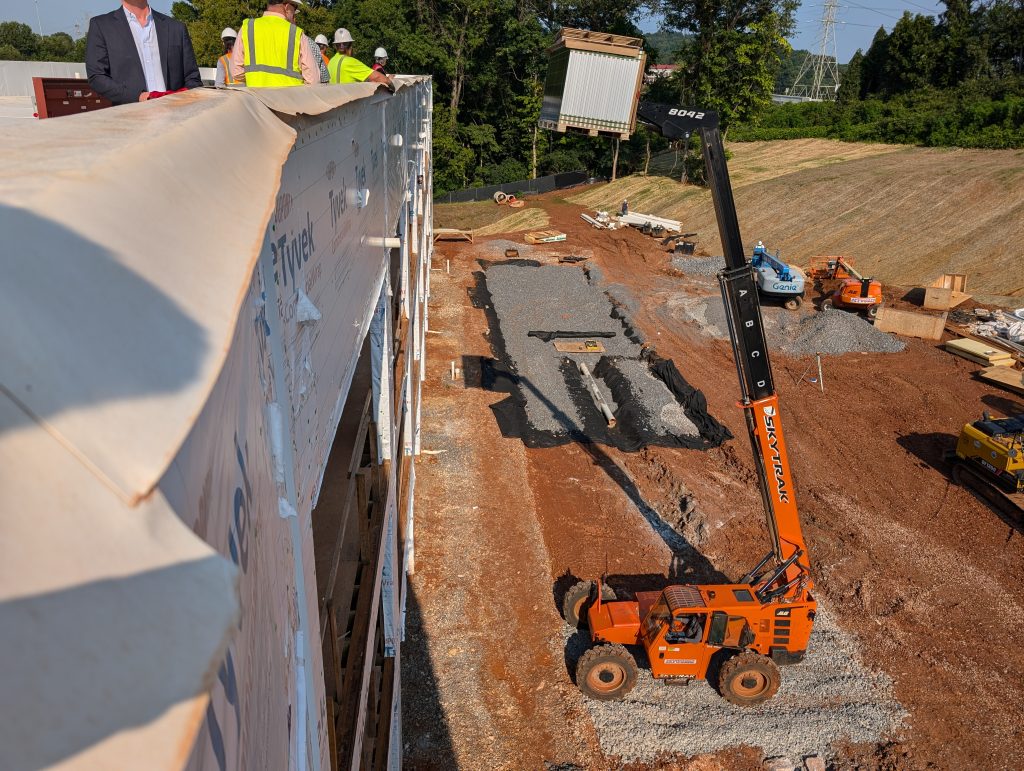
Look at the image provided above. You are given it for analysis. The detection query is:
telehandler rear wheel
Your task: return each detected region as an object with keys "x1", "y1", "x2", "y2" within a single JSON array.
[
  {"x1": 562, "y1": 580, "x2": 616, "y2": 629},
  {"x1": 866, "y1": 303, "x2": 880, "y2": 321},
  {"x1": 718, "y1": 651, "x2": 781, "y2": 706},
  {"x1": 576, "y1": 643, "x2": 638, "y2": 701},
  {"x1": 820, "y1": 298, "x2": 834, "y2": 312}
]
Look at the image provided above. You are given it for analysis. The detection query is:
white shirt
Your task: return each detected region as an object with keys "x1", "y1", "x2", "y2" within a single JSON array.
[{"x1": 123, "y1": 5, "x2": 167, "y2": 93}]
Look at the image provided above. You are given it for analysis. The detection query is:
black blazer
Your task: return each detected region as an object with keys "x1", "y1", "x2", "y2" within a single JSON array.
[{"x1": 86, "y1": 8, "x2": 202, "y2": 105}]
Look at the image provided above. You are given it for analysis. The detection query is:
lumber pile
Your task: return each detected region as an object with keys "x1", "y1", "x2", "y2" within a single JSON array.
[
  {"x1": 945, "y1": 338, "x2": 1015, "y2": 367},
  {"x1": 433, "y1": 228, "x2": 473, "y2": 243}
]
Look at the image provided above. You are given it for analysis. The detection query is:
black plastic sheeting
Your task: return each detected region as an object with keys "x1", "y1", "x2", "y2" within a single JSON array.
[
  {"x1": 435, "y1": 170, "x2": 592, "y2": 203},
  {"x1": 473, "y1": 260, "x2": 732, "y2": 452}
]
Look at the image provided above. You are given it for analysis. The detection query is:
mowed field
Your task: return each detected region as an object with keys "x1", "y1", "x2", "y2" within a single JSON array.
[{"x1": 567, "y1": 139, "x2": 1024, "y2": 300}]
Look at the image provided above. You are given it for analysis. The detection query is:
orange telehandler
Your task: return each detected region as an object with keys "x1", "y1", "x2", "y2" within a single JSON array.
[{"x1": 564, "y1": 104, "x2": 816, "y2": 707}]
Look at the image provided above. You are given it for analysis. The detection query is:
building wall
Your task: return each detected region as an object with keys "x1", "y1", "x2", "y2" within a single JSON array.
[{"x1": 161, "y1": 81, "x2": 433, "y2": 771}]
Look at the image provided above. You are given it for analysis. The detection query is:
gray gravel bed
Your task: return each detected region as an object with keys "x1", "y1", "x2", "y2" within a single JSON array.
[
  {"x1": 672, "y1": 255, "x2": 726, "y2": 276},
  {"x1": 668, "y1": 296, "x2": 905, "y2": 355},
  {"x1": 567, "y1": 606, "x2": 905, "y2": 762},
  {"x1": 604, "y1": 358, "x2": 699, "y2": 437},
  {"x1": 486, "y1": 263, "x2": 690, "y2": 438},
  {"x1": 479, "y1": 238, "x2": 538, "y2": 259}
]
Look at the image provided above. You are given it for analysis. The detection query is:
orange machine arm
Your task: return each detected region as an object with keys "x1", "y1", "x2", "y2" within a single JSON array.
[{"x1": 635, "y1": 103, "x2": 812, "y2": 601}]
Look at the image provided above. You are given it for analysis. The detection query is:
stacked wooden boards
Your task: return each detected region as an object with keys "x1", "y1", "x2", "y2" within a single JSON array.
[{"x1": 945, "y1": 338, "x2": 1015, "y2": 366}]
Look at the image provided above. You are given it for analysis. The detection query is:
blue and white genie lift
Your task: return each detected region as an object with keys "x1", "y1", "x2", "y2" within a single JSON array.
[{"x1": 749, "y1": 242, "x2": 805, "y2": 310}]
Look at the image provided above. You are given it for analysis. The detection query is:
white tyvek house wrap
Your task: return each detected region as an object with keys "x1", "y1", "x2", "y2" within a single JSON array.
[{"x1": 0, "y1": 77, "x2": 431, "y2": 771}]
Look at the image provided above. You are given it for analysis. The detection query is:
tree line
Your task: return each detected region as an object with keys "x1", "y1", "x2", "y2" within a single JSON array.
[
  {"x1": 732, "y1": 0, "x2": 1024, "y2": 149},
  {"x1": 6, "y1": 1, "x2": 1017, "y2": 191}
]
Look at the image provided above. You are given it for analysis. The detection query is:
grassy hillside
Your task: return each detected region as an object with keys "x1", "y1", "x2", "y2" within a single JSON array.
[{"x1": 569, "y1": 140, "x2": 1024, "y2": 298}]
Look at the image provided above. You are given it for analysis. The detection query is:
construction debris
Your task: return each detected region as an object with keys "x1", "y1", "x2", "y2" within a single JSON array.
[
  {"x1": 553, "y1": 340, "x2": 606, "y2": 353},
  {"x1": 580, "y1": 211, "x2": 618, "y2": 230},
  {"x1": 578, "y1": 361, "x2": 617, "y2": 426},
  {"x1": 619, "y1": 211, "x2": 682, "y2": 233},
  {"x1": 493, "y1": 191, "x2": 526, "y2": 207},
  {"x1": 977, "y1": 365, "x2": 1024, "y2": 396},
  {"x1": 524, "y1": 229, "x2": 567, "y2": 244},
  {"x1": 945, "y1": 338, "x2": 1015, "y2": 366}
]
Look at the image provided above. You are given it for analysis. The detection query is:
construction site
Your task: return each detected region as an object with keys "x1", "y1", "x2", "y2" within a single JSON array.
[{"x1": 2, "y1": 19, "x2": 1024, "y2": 771}]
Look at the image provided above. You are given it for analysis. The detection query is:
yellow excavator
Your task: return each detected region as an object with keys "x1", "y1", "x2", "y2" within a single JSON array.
[{"x1": 947, "y1": 412, "x2": 1024, "y2": 520}]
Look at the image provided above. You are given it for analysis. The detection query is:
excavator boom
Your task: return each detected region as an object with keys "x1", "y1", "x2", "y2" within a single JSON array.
[{"x1": 636, "y1": 103, "x2": 811, "y2": 596}]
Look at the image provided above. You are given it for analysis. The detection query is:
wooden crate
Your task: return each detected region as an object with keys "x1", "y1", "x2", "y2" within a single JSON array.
[{"x1": 874, "y1": 307, "x2": 946, "y2": 340}]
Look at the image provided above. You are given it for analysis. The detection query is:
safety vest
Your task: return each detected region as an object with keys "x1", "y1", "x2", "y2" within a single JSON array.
[
  {"x1": 328, "y1": 54, "x2": 347, "y2": 84},
  {"x1": 242, "y1": 15, "x2": 303, "y2": 88},
  {"x1": 219, "y1": 53, "x2": 239, "y2": 85}
]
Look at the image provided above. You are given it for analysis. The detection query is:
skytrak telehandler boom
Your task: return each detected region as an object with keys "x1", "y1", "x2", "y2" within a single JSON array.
[{"x1": 563, "y1": 104, "x2": 816, "y2": 706}]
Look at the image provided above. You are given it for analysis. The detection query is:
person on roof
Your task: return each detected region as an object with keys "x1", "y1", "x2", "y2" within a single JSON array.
[
  {"x1": 215, "y1": 27, "x2": 239, "y2": 86},
  {"x1": 328, "y1": 28, "x2": 393, "y2": 90},
  {"x1": 314, "y1": 33, "x2": 331, "y2": 66},
  {"x1": 229, "y1": 0, "x2": 322, "y2": 87},
  {"x1": 371, "y1": 47, "x2": 389, "y2": 74},
  {"x1": 85, "y1": 0, "x2": 202, "y2": 104}
]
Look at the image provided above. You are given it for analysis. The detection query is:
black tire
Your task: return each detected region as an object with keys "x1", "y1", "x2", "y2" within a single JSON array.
[
  {"x1": 576, "y1": 643, "x2": 638, "y2": 701},
  {"x1": 562, "y1": 580, "x2": 616, "y2": 629},
  {"x1": 820, "y1": 298, "x2": 834, "y2": 312},
  {"x1": 866, "y1": 303, "x2": 880, "y2": 321},
  {"x1": 783, "y1": 296, "x2": 802, "y2": 311},
  {"x1": 718, "y1": 651, "x2": 781, "y2": 707}
]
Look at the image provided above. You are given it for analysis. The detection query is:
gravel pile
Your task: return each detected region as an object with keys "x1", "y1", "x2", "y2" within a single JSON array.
[
  {"x1": 568, "y1": 606, "x2": 906, "y2": 763},
  {"x1": 671, "y1": 255, "x2": 726, "y2": 276},
  {"x1": 780, "y1": 309, "x2": 906, "y2": 355},
  {"x1": 485, "y1": 263, "x2": 696, "y2": 439},
  {"x1": 669, "y1": 296, "x2": 905, "y2": 355}
]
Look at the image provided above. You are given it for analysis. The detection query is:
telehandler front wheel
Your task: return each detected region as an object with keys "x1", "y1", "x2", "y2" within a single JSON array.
[
  {"x1": 576, "y1": 643, "x2": 638, "y2": 701},
  {"x1": 562, "y1": 580, "x2": 616, "y2": 629},
  {"x1": 718, "y1": 651, "x2": 781, "y2": 707}
]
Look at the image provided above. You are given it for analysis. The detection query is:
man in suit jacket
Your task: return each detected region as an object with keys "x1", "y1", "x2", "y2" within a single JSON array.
[{"x1": 86, "y1": 0, "x2": 202, "y2": 105}]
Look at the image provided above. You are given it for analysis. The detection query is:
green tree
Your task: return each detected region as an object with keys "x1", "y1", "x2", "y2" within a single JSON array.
[
  {"x1": 660, "y1": 0, "x2": 798, "y2": 127},
  {"x1": 934, "y1": 0, "x2": 983, "y2": 87},
  {"x1": 837, "y1": 49, "x2": 863, "y2": 105},
  {"x1": 860, "y1": 26, "x2": 889, "y2": 97},
  {"x1": 0, "y1": 21, "x2": 38, "y2": 59},
  {"x1": 39, "y1": 32, "x2": 76, "y2": 61},
  {"x1": 883, "y1": 12, "x2": 937, "y2": 94}
]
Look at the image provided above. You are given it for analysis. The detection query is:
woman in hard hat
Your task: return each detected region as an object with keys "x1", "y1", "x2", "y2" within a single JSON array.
[
  {"x1": 314, "y1": 34, "x2": 331, "y2": 67},
  {"x1": 215, "y1": 27, "x2": 239, "y2": 86},
  {"x1": 372, "y1": 47, "x2": 389, "y2": 75}
]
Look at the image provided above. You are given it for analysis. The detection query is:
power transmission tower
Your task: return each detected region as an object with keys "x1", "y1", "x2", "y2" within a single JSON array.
[{"x1": 790, "y1": 0, "x2": 841, "y2": 100}]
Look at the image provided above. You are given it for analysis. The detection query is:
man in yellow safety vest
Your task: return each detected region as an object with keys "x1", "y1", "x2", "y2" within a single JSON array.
[
  {"x1": 229, "y1": 0, "x2": 320, "y2": 87},
  {"x1": 215, "y1": 28, "x2": 239, "y2": 86},
  {"x1": 328, "y1": 28, "x2": 393, "y2": 90}
]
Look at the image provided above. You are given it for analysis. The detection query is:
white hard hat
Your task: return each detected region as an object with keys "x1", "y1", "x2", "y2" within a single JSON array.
[
  {"x1": 333, "y1": 28, "x2": 353, "y2": 44},
  {"x1": 282, "y1": 0, "x2": 303, "y2": 6},
  {"x1": 314, "y1": 34, "x2": 329, "y2": 46},
  {"x1": 374, "y1": 47, "x2": 388, "y2": 59},
  {"x1": 221, "y1": 27, "x2": 237, "y2": 39}
]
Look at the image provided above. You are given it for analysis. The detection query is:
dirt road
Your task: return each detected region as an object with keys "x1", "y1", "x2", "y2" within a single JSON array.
[{"x1": 403, "y1": 193, "x2": 1024, "y2": 770}]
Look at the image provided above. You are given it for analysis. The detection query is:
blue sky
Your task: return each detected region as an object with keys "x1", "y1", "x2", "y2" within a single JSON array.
[{"x1": 10, "y1": 0, "x2": 946, "y2": 64}]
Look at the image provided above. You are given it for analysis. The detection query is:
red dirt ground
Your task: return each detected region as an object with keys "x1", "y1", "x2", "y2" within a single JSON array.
[{"x1": 402, "y1": 191, "x2": 1024, "y2": 770}]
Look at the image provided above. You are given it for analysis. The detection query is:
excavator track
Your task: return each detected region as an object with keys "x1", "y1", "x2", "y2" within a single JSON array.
[{"x1": 951, "y1": 461, "x2": 1024, "y2": 526}]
